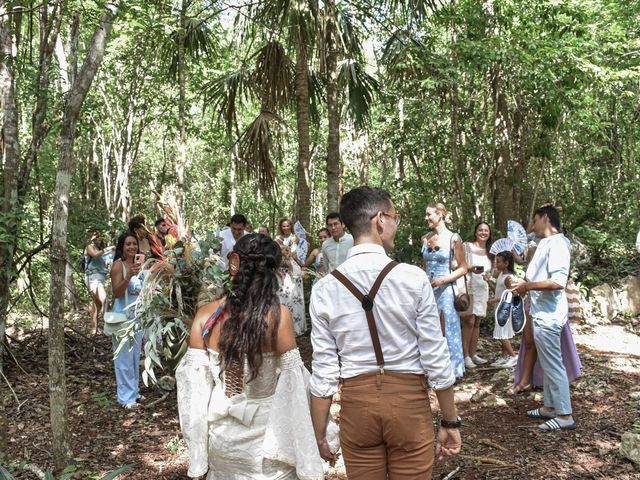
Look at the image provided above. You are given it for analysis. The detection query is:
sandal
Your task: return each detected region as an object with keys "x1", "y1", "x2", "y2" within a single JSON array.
[
  {"x1": 509, "y1": 383, "x2": 531, "y2": 395},
  {"x1": 526, "y1": 407, "x2": 556, "y2": 420},
  {"x1": 539, "y1": 418, "x2": 576, "y2": 431}
]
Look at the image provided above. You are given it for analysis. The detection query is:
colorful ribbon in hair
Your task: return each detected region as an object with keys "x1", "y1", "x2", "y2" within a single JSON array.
[{"x1": 202, "y1": 301, "x2": 226, "y2": 338}]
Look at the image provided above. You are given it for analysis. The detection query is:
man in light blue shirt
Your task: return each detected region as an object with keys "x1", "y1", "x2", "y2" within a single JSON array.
[{"x1": 513, "y1": 205, "x2": 575, "y2": 431}]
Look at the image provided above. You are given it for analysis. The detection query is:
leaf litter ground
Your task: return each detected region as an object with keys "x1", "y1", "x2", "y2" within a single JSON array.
[{"x1": 4, "y1": 317, "x2": 640, "y2": 479}]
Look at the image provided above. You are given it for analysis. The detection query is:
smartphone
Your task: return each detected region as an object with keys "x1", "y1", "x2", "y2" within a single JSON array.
[
  {"x1": 473, "y1": 266, "x2": 484, "y2": 274},
  {"x1": 135, "y1": 253, "x2": 145, "y2": 266}
]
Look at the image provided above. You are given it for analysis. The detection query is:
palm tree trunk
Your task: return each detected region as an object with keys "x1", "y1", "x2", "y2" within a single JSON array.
[
  {"x1": 294, "y1": 41, "x2": 311, "y2": 228},
  {"x1": 49, "y1": 7, "x2": 116, "y2": 468},
  {"x1": 325, "y1": 0, "x2": 340, "y2": 213},
  {"x1": 176, "y1": 0, "x2": 188, "y2": 215}
]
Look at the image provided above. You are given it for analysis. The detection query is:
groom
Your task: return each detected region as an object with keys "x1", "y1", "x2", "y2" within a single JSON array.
[{"x1": 309, "y1": 186, "x2": 461, "y2": 479}]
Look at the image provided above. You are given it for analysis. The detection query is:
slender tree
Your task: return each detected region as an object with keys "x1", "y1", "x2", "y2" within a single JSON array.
[{"x1": 48, "y1": 3, "x2": 119, "y2": 467}]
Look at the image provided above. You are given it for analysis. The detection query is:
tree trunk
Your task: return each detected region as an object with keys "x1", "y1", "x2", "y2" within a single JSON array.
[
  {"x1": 491, "y1": 64, "x2": 514, "y2": 229},
  {"x1": 48, "y1": 7, "x2": 117, "y2": 468},
  {"x1": 325, "y1": 0, "x2": 340, "y2": 213},
  {"x1": 175, "y1": 0, "x2": 188, "y2": 216},
  {"x1": 294, "y1": 40, "x2": 311, "y2": 228},
  {"x1": 449, "y1": 0, "x2": 464, "y2": 225},
  {"x1": 0, "y1": 4, "x2": 21, "y2": 376}
]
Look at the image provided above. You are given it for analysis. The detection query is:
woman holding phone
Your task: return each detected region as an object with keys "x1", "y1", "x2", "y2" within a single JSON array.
[
  {"x1": 110, "y1": 230, "x2": 144, "y2": 408},
  {"x1": 460, "y1": 222, "x2": 493, "y2": 370}
]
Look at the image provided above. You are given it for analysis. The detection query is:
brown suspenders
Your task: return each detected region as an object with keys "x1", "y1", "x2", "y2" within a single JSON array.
[{"x1": 331, "y1": 261, "x2": 399, "y2": 374}]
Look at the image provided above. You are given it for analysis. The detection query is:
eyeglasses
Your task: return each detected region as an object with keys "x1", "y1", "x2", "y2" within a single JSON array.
[
  {"x1": 369, "y1": 211, "x2": 401, "y2": 226},
  {"x1": 427, "y1": 246, "x2": 440, "y2": 252}
]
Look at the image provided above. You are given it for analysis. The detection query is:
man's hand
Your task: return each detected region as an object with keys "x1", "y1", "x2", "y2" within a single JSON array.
[
  {"x1": 435, "y1": 427, "x2": 461, "y2": 460},
  {"x1": 317, "y1": 437, "x2": 338, "y2": 466},
  {"x1": 511, "y1": 281, "x2": 529, "y2": 296}
]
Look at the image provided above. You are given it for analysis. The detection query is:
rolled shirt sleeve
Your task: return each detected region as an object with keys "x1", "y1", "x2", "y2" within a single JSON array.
[
  {"x1": 309, "y1": 289, "x2": 341, "y2": 397},
  {"x1": 547, "y1": 237, "x2": 570, "y2": 288},
  {"x1": 415, "y1": 277, "x2": 455, "y2": 390}
]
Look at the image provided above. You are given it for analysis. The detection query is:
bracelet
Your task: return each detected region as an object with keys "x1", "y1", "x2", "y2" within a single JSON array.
[{"x1": 440, "y1": 417, "x2": 462, "y2": 429}]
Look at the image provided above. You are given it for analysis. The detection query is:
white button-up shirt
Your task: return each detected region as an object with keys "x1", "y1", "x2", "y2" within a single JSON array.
[
  {"x1": 309, "y1": 243, "x2": 455, "y2": 398},
  {"x1": 525, "y1": 233, "x2": 571, "y2": 324},
  {"x1": 320, "y1": 233, "x2": 353, "y2": 274},
  {"x1": 219, "y1": 228, "x2": 247, "y2": 268}
]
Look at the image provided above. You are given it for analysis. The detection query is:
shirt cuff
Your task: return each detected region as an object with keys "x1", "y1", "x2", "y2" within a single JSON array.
[
  {"x1": 309, "y1": 376, "x2": 339, "y2": 398},
  {"x1": 550, "y1": 272, "x2": 568, "y2": 288},
  {"x1": 427, "y1": 371, "x2": 456, "y2": 391}
]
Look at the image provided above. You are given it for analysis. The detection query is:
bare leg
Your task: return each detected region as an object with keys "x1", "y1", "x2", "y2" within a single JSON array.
[
  {"x1": 500, "y1": 339, "x2": 515, "y2": 357},
  {"x1": 470, "y1": 316, "x2": 483, "y2": 356},
  {"x1": 461, "y1": 314, "x2": 475, "y2": 357},
  {"x1": 90, "y1": 284, "x2": 107, "y2": 334},
  {"x1": 518, "y1": 312, "x2": 537, "y2": 387}
]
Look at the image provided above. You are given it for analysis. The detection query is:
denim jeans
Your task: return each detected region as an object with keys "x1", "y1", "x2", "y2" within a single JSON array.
[
  {"x1": 112, "y1": 330, "x2": 143, "y2": 405},
  {"x1": 532, "y1": 317, "x2": 572, "y2": 415}
]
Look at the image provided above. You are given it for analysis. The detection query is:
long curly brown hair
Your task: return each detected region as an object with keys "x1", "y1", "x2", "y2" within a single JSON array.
[{"x1": 217, "y1": 233, "x2": 283, "y2": 381}]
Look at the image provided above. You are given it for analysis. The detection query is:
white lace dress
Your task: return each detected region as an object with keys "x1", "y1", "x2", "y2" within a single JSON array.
[{"x1": 176, "y1": 347, "x2": 324, "y2": 480}]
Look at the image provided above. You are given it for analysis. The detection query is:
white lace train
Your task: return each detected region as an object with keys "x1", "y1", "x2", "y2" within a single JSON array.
[{"x1": 176, "y1": 347, "x2": 324, "y2": 480}]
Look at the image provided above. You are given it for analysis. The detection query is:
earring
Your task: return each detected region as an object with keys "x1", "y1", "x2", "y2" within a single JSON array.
[{"x1": 228, "y1": 252, "x2": 240, "y2": 276}]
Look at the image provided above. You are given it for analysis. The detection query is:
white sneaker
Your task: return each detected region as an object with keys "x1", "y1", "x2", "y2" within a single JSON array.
[
  {"x1": 464, "y1": 356, "x2": 477, "y2": 369},
  {"x1": 503, "y1": 356, "x2": 518, "y2": 368},
  {"x1": 472, "y1": 354, "x2": 488, "y2": 365},
  {"x1": 123, "y1": 402, "x2": 141, "y2": 410},
  {"x1": 491, "y1": 356, "x2": 507, "y2": 367}
]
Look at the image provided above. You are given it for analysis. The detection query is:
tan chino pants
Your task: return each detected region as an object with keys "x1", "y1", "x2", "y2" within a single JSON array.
[{"x1": 339, "y1": 371, "x2": 435, "y2": 480}]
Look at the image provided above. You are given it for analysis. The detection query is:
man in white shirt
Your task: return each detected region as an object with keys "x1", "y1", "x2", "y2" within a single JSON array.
[
  {"x1": 513, "y1": 205, "x2": 575, "y2": 431},
  {"x1": 309, "y1": 186, "x2": 461, "y2": 479},
  {"x1": 219, "y1": 214, "x2": 248, "y2": 268},
  {"x1": 320, "y1": 212, "x2": 353, "y2": 273}
]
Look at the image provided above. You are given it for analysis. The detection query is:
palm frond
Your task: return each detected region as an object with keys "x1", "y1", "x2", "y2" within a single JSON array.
[
  {"x1": 380, "y1": 29, "x2": 428, "y2": 84},
  {"x1": 382, "y1": 0, "x2": 443, "y2": 22},
  {"x1": 202, "y1": 67, "x2": 256, "y2": 131},
  {"x1": 238, "y1": 110, "x2": 286, "y2": 191},
  {"x1": 336, "y1": 6, "x2": 365, "y2": 62},
  {"x1": 161, "y1": 16, "x2": 215, "y2": 79},
  {"x1": 339, "y1": 60, "x2": 379, "y2": 130},
  {"x1": 253, "y1": 41, "x2": 295, "y2": 112}
]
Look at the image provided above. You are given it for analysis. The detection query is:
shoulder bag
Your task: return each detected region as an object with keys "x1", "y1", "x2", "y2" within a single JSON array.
[
  {"x1": 104, "y1": 262, "x2": 132, "y2": 336},
  {"x1": 449, "y1": 234, "x2": 470, "y2": 312}
]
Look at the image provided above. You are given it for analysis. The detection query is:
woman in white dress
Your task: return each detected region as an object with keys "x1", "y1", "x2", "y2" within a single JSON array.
[
  {"x1": 176, "y1": 233, "x2": 324, "y2": 480},
  {"x1": 460, "y1": 222, "x2": 493, "y2": 370}
]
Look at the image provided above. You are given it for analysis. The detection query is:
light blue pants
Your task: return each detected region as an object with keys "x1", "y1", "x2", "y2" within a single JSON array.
[
  {"x1": 532, "y1": 317, "x2": 572, "y2": 415},
  {"x1": 112, "y1": 331, "x2": 143, "y2": 405}
]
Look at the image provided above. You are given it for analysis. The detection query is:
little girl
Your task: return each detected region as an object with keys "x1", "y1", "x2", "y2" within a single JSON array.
[{"x1": 486, "y1": 251, "x2": 518, "y2": 368}]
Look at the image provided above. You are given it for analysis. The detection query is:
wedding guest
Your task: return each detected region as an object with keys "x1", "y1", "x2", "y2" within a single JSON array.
[
  {"x1": 422, "y1": 202, "x2": 468, "y2": 379},
  {"x1": 321, "y1": 212, "x2": 353, "y2": 273},
  {"x1": 84, "y1": 230, "x2": 114, "y2": 334}
]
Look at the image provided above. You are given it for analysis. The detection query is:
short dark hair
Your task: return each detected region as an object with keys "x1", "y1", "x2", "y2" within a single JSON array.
[
  {"x1": 155, "y1": 218, "x2": 165, "y2": 227},
  {"x1": 339, "y1": 186, "x2": 393, "y2": 239},
  {"x1": 533, "y1": 205, "x2": 561, "y2": 230},
  {"x1": 326, "y1": 212, "x2": 342, "y2": 224},
  {"x1": 230, "y1": 213, "x2": 247, "y2": 225},
  {"x1": 317, "y1": 227, "x2": 329, "y2": 236}
]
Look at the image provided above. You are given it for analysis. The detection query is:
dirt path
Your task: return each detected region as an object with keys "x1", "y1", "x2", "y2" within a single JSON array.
[{"x1": 3, "y1": 321, "x2": 640, "y2": 479}]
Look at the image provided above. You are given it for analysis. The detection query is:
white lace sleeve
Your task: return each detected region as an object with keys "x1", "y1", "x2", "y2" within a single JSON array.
[
  {"x1": 176, "y1": 348, "x2": 215, "y2": 478},
  {"x1": 262, "y1": 348, "x2": 325, "y2": 480}
]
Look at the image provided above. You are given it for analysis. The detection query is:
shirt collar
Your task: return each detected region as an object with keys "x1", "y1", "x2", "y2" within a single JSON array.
[{"x1": 346, "y1": 243, "x2": 386, "y2": 258}]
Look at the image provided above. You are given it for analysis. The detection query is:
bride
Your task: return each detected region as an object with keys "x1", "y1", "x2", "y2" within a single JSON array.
[{"x1": 176, "y1": 233, "x2": 324, "y2": 480}]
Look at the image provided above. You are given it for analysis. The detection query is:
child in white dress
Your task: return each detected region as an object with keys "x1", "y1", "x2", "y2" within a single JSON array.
[{"x1": 486, "y1": 251, "x2": 518, "y2": 368}]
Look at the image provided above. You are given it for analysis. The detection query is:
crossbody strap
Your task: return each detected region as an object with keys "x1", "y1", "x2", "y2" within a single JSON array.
[{"x1": 331, "y1": 260, "x2": 399, "y2": 373}]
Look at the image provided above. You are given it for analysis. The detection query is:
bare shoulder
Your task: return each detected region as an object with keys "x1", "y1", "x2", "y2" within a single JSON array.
[
  {"x1": 189, "y1": 299, "x2": 224, "y2": 348},
  {"x1": 275, "y1": 304, "x2": 297, "y2": 354}
]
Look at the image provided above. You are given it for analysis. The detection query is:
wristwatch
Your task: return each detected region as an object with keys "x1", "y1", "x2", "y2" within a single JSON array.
[{"x1": 440, "y1": 416, "x2": 462, "y2": 429}]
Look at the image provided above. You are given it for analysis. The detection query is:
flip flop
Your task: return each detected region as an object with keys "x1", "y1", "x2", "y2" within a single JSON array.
[
  {"x1": 526, "y1": 407, "x2": 556, "y2": 420},
  {"x1": 539, "y1": 418, "x2": 576, "y2": 431},
  {"x1": 509, "y1": 383, "x2": 532, "y2": 395}
]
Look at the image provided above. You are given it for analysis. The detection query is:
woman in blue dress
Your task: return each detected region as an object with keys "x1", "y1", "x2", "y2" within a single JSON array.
[
  {"x1": 110, "y1": 230, "x2": 145, "y2": 408},
  {"x1": 422, "y1": 202, "x2": 468, "y2": 379}
]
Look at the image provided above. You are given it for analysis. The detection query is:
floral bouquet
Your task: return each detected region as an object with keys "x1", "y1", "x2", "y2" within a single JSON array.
[{"x1": 115, "y1": 230, "x2": 229, "y2": 386}]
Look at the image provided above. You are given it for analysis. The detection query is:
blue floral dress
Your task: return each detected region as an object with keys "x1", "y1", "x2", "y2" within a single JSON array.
[{"x1": 422, "y1": 242, "x2": 465, "y2": 379}]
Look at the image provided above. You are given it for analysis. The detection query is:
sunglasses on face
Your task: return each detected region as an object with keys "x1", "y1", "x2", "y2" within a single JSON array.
[{"x1": 427, "y1": 246, "x2": 440, "y2": 252}]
